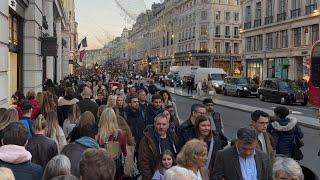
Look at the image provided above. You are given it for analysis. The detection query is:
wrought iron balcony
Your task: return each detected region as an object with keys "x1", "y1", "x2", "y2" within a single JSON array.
[
  {"x1": 277, "y1": 12, "x2": 286, "y2": 22},
  {"x1": 244, "y1": 22, "x2": 251, "y2": 30},
  {"x1": 254, "y1": 19, "x2": 261, "y2": 27},
  {"x1": 265, "y1": 16, "x2": 273, "y2": 25},
  {"x1": 305, "y1": 3, "x2": 317, "y2": 15},
  {"x1": 291, "y1": 8, "x2": 301, "y2": 18}
]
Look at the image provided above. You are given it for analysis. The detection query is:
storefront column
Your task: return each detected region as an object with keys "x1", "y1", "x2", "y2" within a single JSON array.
[
  {"x1": 289, "y1": 57, "x2": 298, "y2": 80},
  {"x1": 62, "y1": 31, "x2": 70, "y2": 77},
  {"x1": 55, "y1": 18, "x2": 62, "y2": 82},
  {"x1": 0, "y1": 0, "x2": 9, "y2": 107},
  {"x1": 43, "y1": 0, "x2": 54, "y2": 81},
  {"x1": 23, "y1": 0, "x2": 43, "y2": 93},
  {"x1": 262, "y1": 58, "x2": 268, "y2": 80}
]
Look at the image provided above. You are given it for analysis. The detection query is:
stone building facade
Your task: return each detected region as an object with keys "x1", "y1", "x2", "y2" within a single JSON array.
[
  {"x1": 0, "y1": 0, "x2": 77, "y2": 108},
  {"x1": 125, "y1": 0, "x2": 242, "y2": 75},
  {"x1": 241, "y1": 0, "x2": 320, "y2": 81}
]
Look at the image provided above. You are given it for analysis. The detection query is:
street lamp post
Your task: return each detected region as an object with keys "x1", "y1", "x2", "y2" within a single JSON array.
[{"x1": 229, "y1": 49, "x2": 233, "y2": 76}]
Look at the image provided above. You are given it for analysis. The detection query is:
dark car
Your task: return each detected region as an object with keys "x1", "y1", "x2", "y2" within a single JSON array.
[
  {"x1": 164, "y1": 72, "x2": 182, "y2": 87},
  {"x1": 258, "y1": 79, "x2": 308, "y2": 105},
  {"x1": 222, "y1": 77, "x2": 259, "y2": 97}
]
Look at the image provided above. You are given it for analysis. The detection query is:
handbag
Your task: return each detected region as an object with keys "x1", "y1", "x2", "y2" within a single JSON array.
[{"x1": 292, "y1": 127, "x2": 304, "y2": 160}]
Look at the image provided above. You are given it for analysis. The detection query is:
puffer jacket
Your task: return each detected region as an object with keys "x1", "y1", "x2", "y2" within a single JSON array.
[
  {"x1": 138, "y1": 125, "x2": 179, "y2": 180},
  {"x1": 62, "y1": 136, "x2": 99, "y2": 177},
  {"x1": 26, "y1": 134, "x2": 58, "y2": 168},
  {"x1": 0, "y1": 145, "x2": 43, "y2": 180},
  {"x1": 268, "y1": 117, "x2": 303, "y2": 157}
]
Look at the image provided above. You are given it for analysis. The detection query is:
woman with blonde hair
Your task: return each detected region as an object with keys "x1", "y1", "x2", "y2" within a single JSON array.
[
  {"x1": 98, "y1": 108, "x2": 127, "y2": 179},
  {"x1": 46, "y1": 111, "x2": 67, "y2": 153},
  {"x1": 0, "y1": 108, "x2": 19, "y2": 142},
  {"x1": 26, "y1": 115, "x2": 58, "y2": 168},
  {"x1": 166, "y1": 139, "x2": 209, "y2": 180},
  {"x1": 0, "y1": 167, "x2": 15, "y2": 180}
]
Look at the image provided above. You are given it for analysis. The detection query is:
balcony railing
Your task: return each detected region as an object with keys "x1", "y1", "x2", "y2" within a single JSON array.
[
  {"x1": 306, "y1": 3, "x2": 317, "y2": 15},
  {"x1": 265, "y1": 16, "x2": 273, "y2": 25},
  {"x1": 225, "y1": 35, "x2": 231, "y2": 38},
  {"x1": 291, "y1": 8, "x2": 301, "y2": 18},
  {"x1": 215, "y1": 34, "x2": 221, "y2": 37},
  {"x1": 277, "y1": 12, "x2": 286, "y2": 22},
  {"x1": 234, "y1": 35, "x2": 240, "y2": 38},
  {"x1": 244, "y1": 22, "x2": 252, "y2": 30},
  {"x1": 254, "y1": 19, "x2": 261, "y2": 27}
]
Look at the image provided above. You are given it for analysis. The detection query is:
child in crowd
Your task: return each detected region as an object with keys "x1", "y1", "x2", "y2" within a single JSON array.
[{"x1": 152, "y1": 150, "x2": 175, "y2": 180}]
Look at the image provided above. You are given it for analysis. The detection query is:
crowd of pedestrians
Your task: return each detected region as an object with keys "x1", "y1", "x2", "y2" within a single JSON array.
[{"x1": 0, "y1": 67, "x2": 314, "y2": 180}]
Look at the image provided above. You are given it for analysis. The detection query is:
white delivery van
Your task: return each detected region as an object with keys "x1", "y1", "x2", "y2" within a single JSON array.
[
  {"x1": 194, "y1": 68, "x2": 226, "y2": 92},
  {"x1": 169, "y1": 66, "x2": 200, "y2": 77}
]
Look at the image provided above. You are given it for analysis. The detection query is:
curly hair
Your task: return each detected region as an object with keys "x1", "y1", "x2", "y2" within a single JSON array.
[{"x1": 176, "y1": 139, "x2": 207, "y2": 169}]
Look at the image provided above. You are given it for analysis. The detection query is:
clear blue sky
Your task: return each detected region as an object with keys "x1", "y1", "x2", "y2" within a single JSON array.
[{"x1": 75, "y1": 0, "x2": 162, "y2": 49}]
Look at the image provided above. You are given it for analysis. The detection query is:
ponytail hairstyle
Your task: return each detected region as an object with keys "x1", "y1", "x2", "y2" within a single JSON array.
[{"x1": 32, "y1": 114, "x2": 48, "y2": 134}]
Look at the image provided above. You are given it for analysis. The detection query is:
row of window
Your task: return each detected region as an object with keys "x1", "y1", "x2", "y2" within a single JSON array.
[
  {"x1": 245, "y1": 0, "x2": 318, "y2": 28},
  {"x1": 245, "y1": 24, "x2": 319, "y2": 52},
  {"x1": 215, "y1": 11, "x2": 239, "y2": 22},
  {"x1": 179, "y1": 27, "x2": 196, "y2": 41},
  {"x1": 178, "y1": 0, "x2": 197, "y2": 13},
  {"x1": 178, "y1": 41, "x2": 240, "y2": 54},
  {"x1": 177, "y1": 25, "x2": 240, "y2": 41},
  {"x1": 178, "y1": 13, "x2": 196, "y2": 26}
]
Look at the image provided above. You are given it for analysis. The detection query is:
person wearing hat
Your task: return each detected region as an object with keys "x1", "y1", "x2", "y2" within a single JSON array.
[
  {"x1": 19, "y1": 101, "x2": 33, "y2": 139},
  {"x1": 202, "y1": 98, "x2": 224, "y2": 134}
]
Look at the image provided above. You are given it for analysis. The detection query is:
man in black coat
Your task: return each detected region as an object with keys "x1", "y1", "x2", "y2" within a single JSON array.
[
  {"x1": 123, "y1": 95, "x2": 146, "y2": 148},
  {"x1": 177, "y1": 103, "x2": 207, "y2": 146},
  {"x1": 145, "y1": 94, "x2": 164, "y2": 125},
  {"x1": 77, "y1": 87, "x2": 99, "y2": 120}
]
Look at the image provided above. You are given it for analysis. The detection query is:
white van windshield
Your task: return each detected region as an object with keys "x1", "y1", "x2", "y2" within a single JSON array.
[{"x1": 210, "y1": 74, "x2": 224, "y2": 81}]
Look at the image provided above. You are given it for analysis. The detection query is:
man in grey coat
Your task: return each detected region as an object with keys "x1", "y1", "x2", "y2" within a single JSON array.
[{"x1": 212, "y1": 127, "x2": 272, "y2": 180}]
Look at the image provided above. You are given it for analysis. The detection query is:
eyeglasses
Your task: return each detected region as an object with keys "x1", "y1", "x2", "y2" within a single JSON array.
[{"x1": 196, "y1": 111, "x2": 207, "y2": 115}]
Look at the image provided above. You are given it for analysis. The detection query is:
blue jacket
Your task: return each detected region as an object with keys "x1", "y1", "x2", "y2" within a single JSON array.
[
  {"x1": 19, "y1": 117, "x2": 33, "y2": 139},
  {"x1": 268, "y1": 117, "x2": 303, "y2": 157}
]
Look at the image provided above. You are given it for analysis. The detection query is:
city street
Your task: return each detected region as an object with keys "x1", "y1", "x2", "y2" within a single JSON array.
[
  {"x1": 165, "y1": 84, "x2": 319, "y2": 119},
  {"x1": 172, "y1": 94, "x2": 320, "y2": 177}
]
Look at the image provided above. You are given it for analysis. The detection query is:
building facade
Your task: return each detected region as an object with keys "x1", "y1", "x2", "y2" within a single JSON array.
[
  {"x1": 0, "y1": 0, "x2": 77, "y2": 108},
  {"x1": 241, "y1": 0, "x2": 320, "y2": 81},
  {"x1": 124, "y1": 0, "x2": 242, "y2": 75}
]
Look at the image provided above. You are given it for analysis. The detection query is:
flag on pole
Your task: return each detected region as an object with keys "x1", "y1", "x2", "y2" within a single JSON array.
[
  {"x1": 82, "y1": 37, "x2": 87, "y2": 47},
  {"x1": 79, "y1": 49, "x2": 86, "y2": 62},
  {"x1": 77, "y1": 37, "x2": 88, "y2": 50}
]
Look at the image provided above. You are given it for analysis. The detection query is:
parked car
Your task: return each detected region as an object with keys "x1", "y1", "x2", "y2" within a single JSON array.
[
  {"x1": 222, "y1": 77, "x2": 259, "y2": 97},
  {"x1": 164, "y1": 72, "x2": 182, "y2": 87},
  {"x1": 258, "y1": 79, "x2": 308, "y2": 105}
]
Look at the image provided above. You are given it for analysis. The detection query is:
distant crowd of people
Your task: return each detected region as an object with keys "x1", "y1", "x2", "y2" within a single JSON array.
[{"x1": 0, "y1": 67, "x2": 315, "y2": 180}]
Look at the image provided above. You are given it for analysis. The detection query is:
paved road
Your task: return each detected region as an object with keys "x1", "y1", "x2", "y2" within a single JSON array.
[
  {"x1": 170, "y1": 85, "x2": 319, "y2": 118},
  {"x1": 172, "y1": 94, "x2": 320, "y2": 177}
]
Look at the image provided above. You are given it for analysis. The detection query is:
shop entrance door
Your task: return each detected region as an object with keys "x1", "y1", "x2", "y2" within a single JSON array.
[{"x1": 8, "y1": 52, "x2": 18, "y2": 97}]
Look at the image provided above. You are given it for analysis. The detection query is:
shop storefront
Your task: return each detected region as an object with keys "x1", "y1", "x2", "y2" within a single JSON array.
[
  {"x1": 8, "y1": 10, "x2": 23, "y2": 97},
  {"x1": 267, "y1": 58, "x2": 289, "y2": 79},
  {"x1": 246, "y1": 59, "x2": 263, "y2": 81}
]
